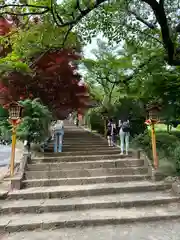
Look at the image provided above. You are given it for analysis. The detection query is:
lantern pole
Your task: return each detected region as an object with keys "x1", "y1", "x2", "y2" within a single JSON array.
[
  {"x1": 147, "y1": 104, "x2": 160, "y2": 170},
  {"x1": 151, "y1": 120, "x2": 158, "y2": 169},
  {"x1": 10, "y1": 121, "x2": 17, "y2": 176}
]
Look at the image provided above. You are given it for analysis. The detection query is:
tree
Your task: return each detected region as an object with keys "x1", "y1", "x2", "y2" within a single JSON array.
[
  {"x1": 1, "y1": 0, "x2": 180, "y2": 67},
  {"x1": 82, "y1": 39, "x2": 132, "y2": 109},
  {"x1": 82, "y1": 40, "x2": 147, "y2": 135},
  {"x1": 0, "y1": 11, "x2": 90, "y2": 119}
]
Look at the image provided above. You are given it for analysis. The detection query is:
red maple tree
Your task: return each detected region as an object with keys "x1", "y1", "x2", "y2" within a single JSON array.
[{"x1": 0, "y1": 17, "x2": 90, "y2": 119}]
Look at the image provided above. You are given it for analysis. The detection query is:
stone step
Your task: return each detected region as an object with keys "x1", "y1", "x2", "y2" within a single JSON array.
[
  {"x1": 2, "y1": 220, "x2": 180, "y2": 240},
  {"x1": 32, "y1": 155, "x2": 134, "y2": 163},
  {"x1": 62, "y1": 141, "x2": 107, "y2": 145},
  {"x1": 63, "y1": 134, "x2": 103, "y2": 137},
  {"x1": 62, "y1": 144, "x2": 108, "y2": 147},
  {"x1": 1, "y1": 191, "x2": 179, "y2": 214},
  {"x1": 1, "y1": 203, "x2": 180, "y2": 232},
  {"x1": 27, "y1": 159, "x2": 145, "y2": 171},
  {"x1": 25, "y1": 167, "x2": 148, "y2": 179},
  {"x1": 52, "y1": 146, "x2": 113, "y2": 151},
  {"x1": 23, "y1": 175, "x2": 150, "y2": 188},
  {"x1": 44, "y1": 149, "x2": 123, "y2": 155},
  {"x1": 62, "y1": 142, "x2": 108, "y2": 146},
  {"x1": 62, "y1": 148, "x2": 118, "y2": 152},
  {"x1": 63, "y1": 137, "x2": 106, "y2": 140},
  {"x1": 63, "y1": 142, "x2": 107, "y2": 145},
  {"x1": 8, "y1": 181, "x2": 171, "y2": 200},
  {"x1": 64, "y1": 139, "x2": 107, "y2": 142}
]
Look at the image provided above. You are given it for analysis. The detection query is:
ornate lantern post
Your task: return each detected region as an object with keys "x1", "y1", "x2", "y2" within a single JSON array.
[
  {"x1": 146, "y1": 104, "x2": 161, "y2": 169},
  {"x1": 8, "y1": 102, "x2": 23, "y2": 176}
]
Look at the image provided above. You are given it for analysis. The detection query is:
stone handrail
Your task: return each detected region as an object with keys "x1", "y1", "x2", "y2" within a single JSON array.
[{"x1": 10, "y1": 152, "x2": 31, "y2": 190}]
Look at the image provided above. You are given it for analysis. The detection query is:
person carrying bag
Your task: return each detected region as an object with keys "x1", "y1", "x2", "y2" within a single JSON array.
[
  {"x1": 118, "y1": 118, "x2": 130, "y2": 155},
  {"x1": 53, "y1": 120, "x2": 64, "y2": 153},
  {"x1": 107, "y1": 118, "x2": 116, "y2": 146}
]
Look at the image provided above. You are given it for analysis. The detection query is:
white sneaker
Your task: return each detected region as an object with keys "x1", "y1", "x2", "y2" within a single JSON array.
[
  {"x1": 120, "y1": 152, "x2": 124, "y2": 155},
  {"x1": 126, "y1": 152, "x2": 128, "y2": 156}
]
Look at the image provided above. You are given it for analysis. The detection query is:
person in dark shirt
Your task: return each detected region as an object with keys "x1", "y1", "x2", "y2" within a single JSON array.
[
  {"x1": 107, "y1": 118, "x2": 116, "y2": 146},
  {"x1": 118, "y1": 118, "x2": 130, "y2": 155}
]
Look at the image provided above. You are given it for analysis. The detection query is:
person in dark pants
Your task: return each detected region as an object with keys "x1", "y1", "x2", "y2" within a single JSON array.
[
  {"x1": 107, "y1": 118, "x2": 116, "y2": 146},
  {"x1": 118, "y1": 118, "x2": 130, "y2": 155}
]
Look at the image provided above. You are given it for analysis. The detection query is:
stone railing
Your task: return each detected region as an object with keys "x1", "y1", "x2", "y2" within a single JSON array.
[{"x1": 10, "y1": 152, "x2": 31, "y2": 190}]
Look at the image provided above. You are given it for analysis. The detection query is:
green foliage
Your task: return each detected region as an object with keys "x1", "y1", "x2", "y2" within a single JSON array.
[
  {"x1": 87, "y1": 108, "x2": 104, "y2": 134},
  {"x1": 12, "y1": 22, "x2": 81, "y2": 59},
  {"x1": 0, "y1": 119, "x2": 11, "y2": 141},
  {"x1": 0, "y1": 52, "x2": 30, "y2": 76},
  {"x1": 131, "y1": 131, "x2": 180, "y2": 175},
  {"x1": 82, "y1": 40, "x2": 131, "y2": 110},
  {"x1": 0, "y1": 107, "x2": 11, "y2": 140},
  {"x1": 16, "y1": 99, "x2": 52, "y2": 143},
  {"x1": 0, "y1": 107, "x2": 8, "y2": 119},
  {"x1": 0, "y1": 9, "x2": 82, "y2": 76}
]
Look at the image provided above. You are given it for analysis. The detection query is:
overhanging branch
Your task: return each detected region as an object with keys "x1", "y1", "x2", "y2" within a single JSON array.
[
  {"x1": 0, "y1": 3, "x2": 50, "y2": 16},
  {"x1": 62, "y1": 25, "x2": 73, "y2": 47},
  {"x1": 105, "y1": 55, "x2": 158, "y2": 85},
  {"x1": 53, "y1": 0, "x2": 107, "y2": 27},
  {"x1": 1, "y1": 9, "x2": 49, "y2": 16},
  {"x1": 142, "y1": 0, "x2": 180, "y2": 66},
  {"x1": 0, "y1": 4, "x2": 49, "y2": 9},
  {"x1": 129, "y1": 10, "x2": 156, "y2": 29}
]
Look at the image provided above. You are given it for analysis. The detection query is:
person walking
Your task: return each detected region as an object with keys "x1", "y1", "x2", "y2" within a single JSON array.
[
  {"x1": 119, "y1": 118, "x2": 130, "y2": 155},
  {"x1": 107, "y1": 118, "x2": 116, "y2": 147},
  {"x1": 53, "y1": 120, "x2": 64, "y2": 153}
]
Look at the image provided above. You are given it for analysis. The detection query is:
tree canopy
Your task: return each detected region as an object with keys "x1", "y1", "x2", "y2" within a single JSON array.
[
  {"x1": 0, "y1": 0, "x2": 180, "y2": 67},
  {"x1": 0, "y1": 6, "x2": 90, "y2": 119}
]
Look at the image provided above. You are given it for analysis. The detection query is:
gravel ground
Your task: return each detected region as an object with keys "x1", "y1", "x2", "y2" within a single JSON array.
[{"x1": 1, "y1": 220, "x2": 180, "y2": 240}]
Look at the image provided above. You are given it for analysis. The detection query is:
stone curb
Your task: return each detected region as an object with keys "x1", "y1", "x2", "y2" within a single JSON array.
[
  {"x1": 6, "y1": 153, "x2": 31, "y2": 190},
  {"x1": 1, "y1": 197, "x2": 179, "y2": 215},
  {"x1": 1, "y1": 213, "x2": 180, "y2": 233},
  {"x1": 171, "y1": 178, "x2": 180, "y2": 195},
  {"x1": 8, "y1": 182, "x2": 171, "y2": 200},
  {"x1": 23, "y1": 175, "x2": 151, "y2": 188}
]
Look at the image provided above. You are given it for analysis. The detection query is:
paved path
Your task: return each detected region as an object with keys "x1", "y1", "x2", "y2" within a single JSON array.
[
  {"x1": 0, "y1": 144, "x2": 23, "y2": 198},
  {"x1": 2, "y1": 220, "x2": 180, "y2": 240},
  {"x1": 0, "y1": 144, "x2": 11, "y2": 167}
]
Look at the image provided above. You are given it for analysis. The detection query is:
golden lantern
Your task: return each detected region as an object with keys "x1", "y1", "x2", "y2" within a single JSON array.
[{"x1": 8, "y1": 102, "x2": 24, "y2": 177}]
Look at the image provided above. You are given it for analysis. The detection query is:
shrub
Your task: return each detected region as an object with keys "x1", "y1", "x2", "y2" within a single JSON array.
[
  {"x1": 86, "y1": 98, "x2": 146, "y2": 136},
  {"x1": 17, "y1": 99, "x2": 52, "y2": 143},
  {"x1": 86, "y1": 108, "x2": 105, "y2": 134},
  {"x1": 90, "y1": 111, "x2": 104, "y2": 134},
  {"x1": 131, "y1": 130, "x2": 180, "y2": 175}
]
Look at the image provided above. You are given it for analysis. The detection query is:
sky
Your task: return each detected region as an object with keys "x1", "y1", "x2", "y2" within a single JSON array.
[{"x1": 83, "y1": 37, "x2": 99, "y2": 59}]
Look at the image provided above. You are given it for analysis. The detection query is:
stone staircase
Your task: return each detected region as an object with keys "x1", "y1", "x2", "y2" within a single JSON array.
[{"x1": 1, "y1": 122, "x2": 180, "y2": 236}]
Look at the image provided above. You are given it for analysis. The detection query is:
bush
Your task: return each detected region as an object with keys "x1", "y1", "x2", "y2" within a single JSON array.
[
  {"x1": 86, "y1": 108, "x2": 105, "y2": 134},
  {"x1": 86, "y1": 98, "x2": 146, "y2": 136},
  {"x1": 17, "y1": 99, "x2": 52, "y2": 143},
  {"x1": 131, "y1": 130, "x2": 180, "y2": 176}
]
